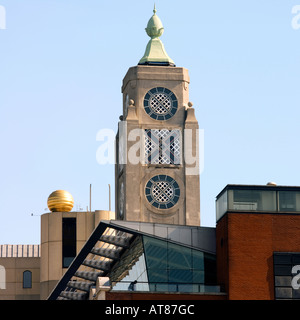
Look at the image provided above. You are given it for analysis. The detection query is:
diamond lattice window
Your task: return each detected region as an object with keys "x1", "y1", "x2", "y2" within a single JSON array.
[{"x1": 144, "y1": 129, "x2": 181, "y2": 165}]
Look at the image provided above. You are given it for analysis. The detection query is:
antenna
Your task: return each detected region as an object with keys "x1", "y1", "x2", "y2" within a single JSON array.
[
  {"x1": 108, "y1": 184, "x2": 111, "y2": 211},
  {"x1": 89, "y1": 184, "x2": 92, "y2": 212}
]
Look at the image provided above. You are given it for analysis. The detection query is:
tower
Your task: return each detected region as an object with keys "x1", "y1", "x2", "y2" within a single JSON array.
[
  {"x1": 40, "y1": 190, "x2": 114, "y2": 299},
  {"x1": 115, "y1": 7, "x2": 200, "y2": 226}
]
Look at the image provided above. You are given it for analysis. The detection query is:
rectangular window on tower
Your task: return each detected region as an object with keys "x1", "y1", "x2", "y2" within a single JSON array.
[
  {"x1": 144, "y1": 129, "x2": 181, "y2": 165},
  {"x1": 62, "y1": 218, "x2": 76, "y2": 268}
]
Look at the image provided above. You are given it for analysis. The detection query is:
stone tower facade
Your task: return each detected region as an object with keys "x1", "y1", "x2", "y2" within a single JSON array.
[{"x1": 115, "y1": 8, "x2": 200, "y2": 226}]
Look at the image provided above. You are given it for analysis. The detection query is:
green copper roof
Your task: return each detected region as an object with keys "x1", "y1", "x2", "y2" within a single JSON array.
[{"x1": 138, "y1": 5, "x2": 175, "y2": 66}]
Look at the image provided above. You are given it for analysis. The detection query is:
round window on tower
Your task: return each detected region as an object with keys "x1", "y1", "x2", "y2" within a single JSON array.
[
  {"x1": 144, "y1": 87, "x2": 178, "y2": 120},
  {"x1": 145, "y1": 174, "x2": 180, "y2": 209}
]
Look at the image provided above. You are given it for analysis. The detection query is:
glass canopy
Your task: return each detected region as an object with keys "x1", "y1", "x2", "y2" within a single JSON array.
[
  {"x1": 48, "y1": 221, "x2": 220, "y2": 300},
  {"x1": 110, "y1": 235, "x2": 219, "y2": 293}
]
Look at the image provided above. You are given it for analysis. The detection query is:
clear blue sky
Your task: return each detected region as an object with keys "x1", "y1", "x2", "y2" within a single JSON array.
[{"x1": 0, "y1": 0, "x2": 299, "y2": 244}]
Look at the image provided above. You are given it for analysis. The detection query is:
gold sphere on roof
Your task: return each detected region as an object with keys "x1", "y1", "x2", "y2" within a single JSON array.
[{"x1": 47, "y1": 190, "x2": 74, "y2": 212}]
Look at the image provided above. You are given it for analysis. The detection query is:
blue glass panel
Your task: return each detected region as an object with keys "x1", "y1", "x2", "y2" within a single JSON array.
[
  {"x1": 169, "y1": 269, "x2": 193, "y2": 283},
  {"x1": 144, "y1": 106, "x2": 151, "y2": 114},
  {"x1": 146, "y1": 181, "x2": 152, "y2": 188},
  {"x1": 143, "y1": 236, "x2": 217, "y2": 289},
  {"x1": 193, "y1": 271, "x2": 205, "y2": 283},
  {"x1": 168, "y1": 242, "x2": 192, "y2": 269},
  {"x1": 152, "y1": 201, "x2": 159, "y2": 208},
  {"x1": 166, "y1": 176, "x2": 173, "y2": 182},
  {"x1": 193, "y1": 250, "x2": 204, "y2": 270},
  {"x1": 146, "y1": 195, "x2": 153, "y2": 203},
  {"x1": 173, "y1": 181, "x2": 179, "y2": 188},
  {"x1": 158, "y1": 175, "x2": 166, "y2": 181},
  {"x1": 175, "y1": 189, "x2": 180, "y2": 196},
  {"x1": 143, "y1": 237, "x2": 168, "y2": 269}
]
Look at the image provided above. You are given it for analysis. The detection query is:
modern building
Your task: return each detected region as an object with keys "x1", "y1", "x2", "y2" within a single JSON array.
[
  {"x1": 216, "y1": 184, "x2": 300, "y2": 300},
  {"x1": 1, "y1": 7, "x2": 300, "y2": 301},
  {"x1": 0, "y1": 190, "x2": 114, "y2": 300}
]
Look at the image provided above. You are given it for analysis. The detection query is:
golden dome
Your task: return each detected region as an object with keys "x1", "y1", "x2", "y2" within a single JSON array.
[{"x1": 47, "y1": 190, "x2": 74, "y2": 212}]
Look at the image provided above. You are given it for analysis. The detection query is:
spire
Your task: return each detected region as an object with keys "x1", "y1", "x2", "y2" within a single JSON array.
[{"x1": 138, "y1": 5, "x2": 175, "y2": 66}]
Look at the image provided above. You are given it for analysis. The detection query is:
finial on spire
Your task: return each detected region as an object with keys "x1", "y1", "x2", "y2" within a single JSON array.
[
  {"x1": 138, "y1": 5, "x2": 175, "y2": 66},
  {"x1": 145, "y1": 5, "x2": 164, "y2": 39},
  {"x1": 153, "y1": 3, "x2": 157, "y2": 14}
]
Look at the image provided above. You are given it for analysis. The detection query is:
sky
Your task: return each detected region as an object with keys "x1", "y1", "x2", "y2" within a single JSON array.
[{"x1": 0, "y1": 0, "x2": 299, "y2": 244}]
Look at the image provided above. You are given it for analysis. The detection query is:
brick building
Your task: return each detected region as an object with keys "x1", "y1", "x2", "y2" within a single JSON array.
[{"x1": 216, "y1": 184, "x2": 300, "y2": 300}]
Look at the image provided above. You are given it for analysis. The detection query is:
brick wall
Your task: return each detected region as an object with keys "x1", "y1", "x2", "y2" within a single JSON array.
[{"x1": 216, "y1": 212, "x2": 300, "y2": 300}]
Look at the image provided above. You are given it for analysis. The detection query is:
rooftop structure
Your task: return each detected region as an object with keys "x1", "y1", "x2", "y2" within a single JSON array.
[
  {"x1": 48, "y1": 220, "x2": 222, "y2": 300},
  {"x1": 216, "y1": 184, "x2": 300, "y2": 222},
  {"x1": 0, "y1": 245, "x2": 40, "y2": 258}
]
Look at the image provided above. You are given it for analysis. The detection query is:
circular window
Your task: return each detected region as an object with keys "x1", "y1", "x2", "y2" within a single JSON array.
[
  {"x1": 145, "y1": 175, "x2": 180, "y2": 209},
  {"x1": 144, "y1": 87, "x2": 178, "y2": 120}
]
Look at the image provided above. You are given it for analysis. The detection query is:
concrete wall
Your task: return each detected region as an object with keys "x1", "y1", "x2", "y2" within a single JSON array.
[
  {"x1": 40, "y1": 210, "x2": 115, "y2": 300},
  {"x1": 0, "y1": 257, "x2": 40, "y2": 300}
]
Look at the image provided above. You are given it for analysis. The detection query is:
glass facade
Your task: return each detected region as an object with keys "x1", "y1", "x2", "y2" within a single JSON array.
[
  {"x1": 278, "y1": 191, "x2": 300, "y2": 212},
  {"x1": 216, "y1": 186, "x2": 300, "y2": 221},
  {"x1": 109, "y1": 235, "x2": 219, "y2": 293},
  {"x1": 230, "y1": 189, "x2": 277, "y2": 212},
  {"x1": 49, "y1": 223, "x2": 220, "y2": 300}
]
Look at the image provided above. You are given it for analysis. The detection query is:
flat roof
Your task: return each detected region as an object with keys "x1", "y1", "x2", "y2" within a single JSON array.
[{"x1": 216, "y1": 184, "x2": 300, "y2": 200}]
